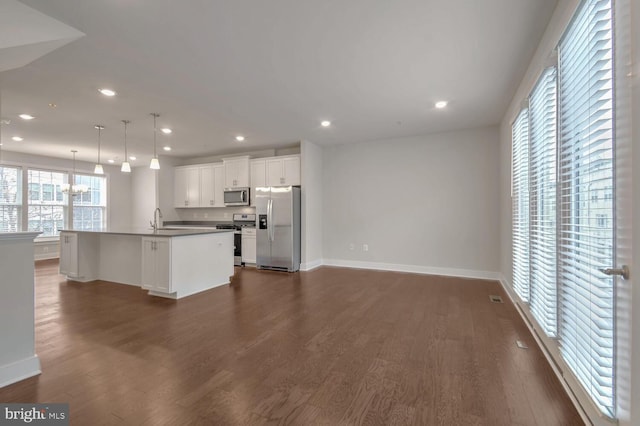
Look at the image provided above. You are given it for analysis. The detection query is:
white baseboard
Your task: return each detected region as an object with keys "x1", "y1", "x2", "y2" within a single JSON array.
[
  {"x1": 300, "y1": 259, "x2": 323, "y2": 271},
  {"x1": 0, "y1": 355, "x2": 41, "y2": 388},
  {"x1": 33, "y1": 241, "x2": 59, "y2": 261},
  {"x1": 34, "y1": 253, "x2": 59, "y2": 261},
  {"x1": 321, "y1": 258, "x2": 501, "y2": 281}
]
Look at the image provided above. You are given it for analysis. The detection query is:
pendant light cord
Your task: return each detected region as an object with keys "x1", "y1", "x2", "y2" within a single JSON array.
[
  {"x1": 122, "y1": 120, "x2": 129, "y2": 158},
  {"x1": 151, "y1": 113, "x2": 159, "y2": 158},
  {"x1": 95, "y1": 124, "x2": 104, "y2": 163}
]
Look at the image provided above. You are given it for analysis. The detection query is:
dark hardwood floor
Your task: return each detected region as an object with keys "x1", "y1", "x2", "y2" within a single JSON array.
[{"x1": 0, "y1": 260, "x2": 583, "y2": 425}]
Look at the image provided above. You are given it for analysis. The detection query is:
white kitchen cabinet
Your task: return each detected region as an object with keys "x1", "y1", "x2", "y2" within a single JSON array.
[
  {"x1": 59, "y1": 232, "x2": 78, "y2": 277},
  {"x1": 212, "y1": 164, "x2": 225, "y2": 207},
  {"x1": 174, "y1": 163, "x2": 225, "y2": 208},
  {"x1": 174, "y1": 166, "x2": 200, "y2": 208},
  {"x1": 266, "y1": 155, "x2": 300, "y2": 186},
  {"x1": 250, "y1": 159, "x2": 266, "y2": 206},
  {"x1": 241, "y1": 228, "x2": 256, "y2": 264},
  {"x1": 141, "y1": 237, "x2": 172, "y2": 293},
  {"x1": 223, "y1": 156, "x2": 250, "y2": 188},
  {"x1": 199, "y1": 164, "x2": 216, "y2": 207}
]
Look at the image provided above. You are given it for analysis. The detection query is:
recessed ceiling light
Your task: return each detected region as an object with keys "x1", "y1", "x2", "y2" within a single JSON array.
[
  {"x1": 48, "y1": 103, "x2": 57, "y2": 108},
  {"x1": 108, "y1": 159, "x2": 115, "y2": 164},
  {"x1": 129, "y1": 156, "x2": 137, "y2": 161},
  {"x1": 98, "y1": 88, "x2": 117, "y2": 97},
  {"x1": 161, "y1": 128, "x2": 172, "y2": 134},
  {"x1": 19, "y1": 114, "x2": 35, "y2": 120},
  {"x1": 321, "y1": 120, "x2": 331, "y2": 127},
  {"x1": 235, "y1": 136, "x2": 245, "y2": 142},
  {"x1": 163, "y1": 146, "x2": 171, "y2": 151},
  {"x1": 435, "y1": 101, "x2": 448, "y2": 109},
  {"x1": 12, "y1": 136, "x2": 23, "y2": 142}
]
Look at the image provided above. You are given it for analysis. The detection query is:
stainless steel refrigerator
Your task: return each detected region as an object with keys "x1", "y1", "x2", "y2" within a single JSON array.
[{"x1": 255, "y1": 186, "x2": 301, "y2": 272}]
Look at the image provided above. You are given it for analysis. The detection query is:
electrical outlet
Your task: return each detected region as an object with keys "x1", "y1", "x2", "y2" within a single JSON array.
[
  {"x1": 349, "y1": 243, "x2": 355, "y2": 251},
  {"x1": 204, "y1": 213, "x2": 208, "y2": 218},
  {"x1": 362, "y1": 244, "x2": 369, "y2": 252}
]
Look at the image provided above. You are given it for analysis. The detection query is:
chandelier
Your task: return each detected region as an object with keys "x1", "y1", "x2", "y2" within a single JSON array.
[{"x1": 61, "y1": 150, "x2": 88, "y2": 194}]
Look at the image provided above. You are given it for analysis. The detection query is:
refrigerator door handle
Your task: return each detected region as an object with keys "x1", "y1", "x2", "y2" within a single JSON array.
[{"x1": 268, "y1": 199, "x2": 274, "y2": 242}]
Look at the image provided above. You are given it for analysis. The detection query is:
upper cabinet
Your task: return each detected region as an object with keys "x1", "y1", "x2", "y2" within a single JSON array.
[
  {"x1": 199, "y1": 164, "x2": 215, "y2": 207},
  {"x1": 175, "y1": 163, "x2": 225, "y2": 208},
  {"x1": 173, "y1": 154, "x2": 300, "y2": 208},
  {"x1": 174, "y1": 166, "x2": 200, "y2": 208},
  {"x1": 223, "y1": 156, "x2": 250, "y2": 188},
  {"x1": 212, "y1": 164, "x2": 225, "y2": 208},
  {"x1": 266, "y1": 155, "x2": 300, "y2": 186},
  {"x1": 250, "y1": 159, "x2": 266, "y2": 207}
]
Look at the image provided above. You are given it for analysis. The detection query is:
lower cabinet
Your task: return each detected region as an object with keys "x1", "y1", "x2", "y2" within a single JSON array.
[
  {"x1": 59, "y1": 232, "x2": 78, "y2": 278},
  {"x1": 241, "y1": 228, "x2": 256, "y2": 264},
  {"x1": 141, "y1": 237, "x2": 172, "y2": 293}
]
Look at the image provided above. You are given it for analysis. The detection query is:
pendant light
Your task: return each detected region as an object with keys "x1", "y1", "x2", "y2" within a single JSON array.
[
  {"x1": 94, "y1": 125, "x2": 105, "y2": 174},
  {"x1": 149, "y1": 113, "x2": 160, "y2": 170},
  {"x1": 62, "y1": 150, "x2": 88, "y2": 194},
  {"x1": 121, "y1": 120, "x2": 131, "y2": 173}
]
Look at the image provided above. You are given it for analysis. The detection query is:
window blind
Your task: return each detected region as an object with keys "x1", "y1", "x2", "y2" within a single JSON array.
[
  {"x1": 27, "y1": 169, "x2": 68, "y2": 237},
  {"x1": 558, "y1": 0, "x2": 615, "y2": 416},
  {"x1": 73, "y1": 174, "x2": 107, "y2": 231},
  {"x1": 0, "y1": 165, "x2": 22, "y2": 233},
  {"x1": 528, "y1": 67, "x2": 558, "y2": 337},
  {"x1": 511, "y1": 108, "x2": 530, "y2": 302}
]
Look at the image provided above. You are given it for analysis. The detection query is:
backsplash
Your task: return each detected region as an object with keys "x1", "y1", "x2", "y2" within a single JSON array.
[{"x1": 175, "y1": 206, "x2": 255, "y2": 222}]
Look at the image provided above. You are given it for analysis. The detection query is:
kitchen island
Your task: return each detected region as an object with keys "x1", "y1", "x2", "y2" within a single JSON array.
[{"x1": 59, "y1": 228, "x2": 234, "y2": 299}]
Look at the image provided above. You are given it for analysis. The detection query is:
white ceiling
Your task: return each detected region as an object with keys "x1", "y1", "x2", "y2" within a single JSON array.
[{"x1": 0, "y1": 0, "x2": 557, "y2": 164}]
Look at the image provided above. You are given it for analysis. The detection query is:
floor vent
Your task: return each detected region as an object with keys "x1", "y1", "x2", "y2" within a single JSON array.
[
  {"x1": 489, "y1": 295, "x2": 503, "y2": 303},
  {"x1": 516, "y1": 340, "x2": 529, "y2": 349}
]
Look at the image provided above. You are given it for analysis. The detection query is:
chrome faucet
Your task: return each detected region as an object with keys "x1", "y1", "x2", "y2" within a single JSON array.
[{"x1": 150, "y1": 207, "x2": 163, "y2": 231}]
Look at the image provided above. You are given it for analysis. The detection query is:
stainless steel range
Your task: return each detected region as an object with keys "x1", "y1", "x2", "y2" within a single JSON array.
[{"x1": 217, "y1": 213, "x2": 256, "y2": 266}]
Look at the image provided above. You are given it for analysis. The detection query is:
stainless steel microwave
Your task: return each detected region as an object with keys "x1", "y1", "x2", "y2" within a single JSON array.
[{"x1": 223, "y1": 187, "x2": 250, "y2": 206}]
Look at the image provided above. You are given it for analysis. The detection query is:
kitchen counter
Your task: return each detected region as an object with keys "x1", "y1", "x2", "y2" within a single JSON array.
[
  {"x1": 59, "y1": 229, "x2": 234, "y2": 299},
  {"x1": 65, "y1": 227, "x2": 232, "y2": 237}
]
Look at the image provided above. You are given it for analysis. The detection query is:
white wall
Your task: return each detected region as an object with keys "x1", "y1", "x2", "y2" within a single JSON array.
[
  {"x1": 131, "y1": 165, "x2": 157, "y2": 227},
  {"x1": 629, "y1": 0, "x2": 639, "y2": 424},
  {"x1": 155, "y1": 155, "x2": 181, "y2": 223},
  {"x1": 300, "y1": 140, "x2": 323, "y2": 269},
  {"x1": 0, "y1": 232, "x2": 41, "y2": 387},
  {"x1": 498, "y1": 0, "x2": 638, "y2": 424},
  {"x1": 322, "y1": 127, "x2": 500, "y2": 278}
]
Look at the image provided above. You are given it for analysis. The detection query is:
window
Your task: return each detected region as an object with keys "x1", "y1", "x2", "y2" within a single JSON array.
[
  {"x1": 510, "y1": 0, "x2": 616, "y2": 417},
  {"x1": 558, "y1": 0, "x2": 615, "y2": 416},
  {"x1": 27, "y1": 169, "x2": 68, "y2": 237},
  {"x1": 511, "y1": 108, "x2": 530, "y2": 302},
  {"x1": 0, "y1": 166, "x2": 22, "y2": 233},
  {"x1": 73, "y1": 174, "x2": 106, "y2": 231},
  {"x1": 528, "y1": 67, "x2": 557, "y2": 337}
]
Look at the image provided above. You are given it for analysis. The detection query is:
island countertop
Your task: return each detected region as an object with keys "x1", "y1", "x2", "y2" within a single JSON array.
[
  {"x1": 59, "y1": 227, "x2": 234, "y2": 299},
  {"x1": 60, "y1": 227, "x2": 233, "y2": 237}
]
